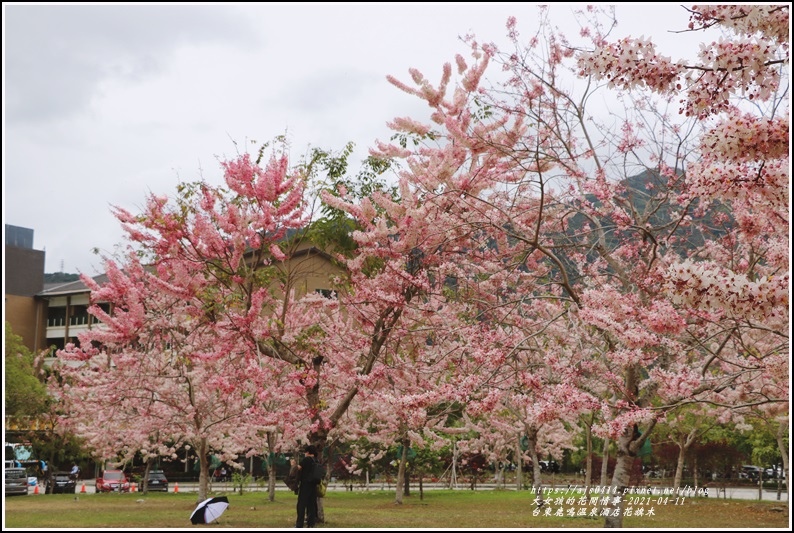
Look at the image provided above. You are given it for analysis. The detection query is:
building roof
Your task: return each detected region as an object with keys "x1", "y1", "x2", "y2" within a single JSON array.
[
  {"x1": 35, "y1": 244, "x2": 336, "y2": 299},
  {"x1": 37, "y1": 274, "x2": 109, "y2": 298}
]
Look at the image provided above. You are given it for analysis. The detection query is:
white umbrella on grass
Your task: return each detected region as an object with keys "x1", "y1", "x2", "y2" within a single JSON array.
[{"x1": 189, "y1": 495, "x2": 229, "y2": 525}]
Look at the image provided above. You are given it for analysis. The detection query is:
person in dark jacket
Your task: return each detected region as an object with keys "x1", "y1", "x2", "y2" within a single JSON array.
[
  {"x1": 295, "y1": 445, "x2": 319, "y2": 528},
  {"x1": 285, "y1": 458, "x2": 300, "y2": 494}
]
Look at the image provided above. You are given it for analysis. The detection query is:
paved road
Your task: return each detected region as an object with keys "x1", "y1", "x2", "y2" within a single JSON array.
[
  {"x1": 30, "y1": 480, "x2": 788, "y2": 502},
  {"x1": 707, "y1": 485, "x2": 788, "y2": 502}
]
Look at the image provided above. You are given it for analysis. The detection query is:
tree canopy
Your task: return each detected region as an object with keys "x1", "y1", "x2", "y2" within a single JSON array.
[
  {"x1": 5, "y1": 322, "x2": 49, "y2": 419},
  {"x1": 47, "y1": 5, "x2": 788, "y2": 525}
]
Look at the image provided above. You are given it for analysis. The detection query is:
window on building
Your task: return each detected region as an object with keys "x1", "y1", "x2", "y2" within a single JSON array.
[
  {"x1": 315, "y1": 289, "x2": 337, "y2": 299},
  {"x1": 47, "y1": 307, "x2": 66, "y2": 327},
  {"x1": 70, "y1": 305, "x2": 89, "y2": 326},
  {"x1": 47, "y1": 339, "x2": 65, "y2": 357}
]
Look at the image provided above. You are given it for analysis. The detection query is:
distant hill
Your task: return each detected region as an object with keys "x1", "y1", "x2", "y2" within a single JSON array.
[
  {"x1": 565, "y1": 168, "x2": 732, "y2": 250},
  {"x1": 44, "y1": 272, "x2": 80, "y2": 283}
]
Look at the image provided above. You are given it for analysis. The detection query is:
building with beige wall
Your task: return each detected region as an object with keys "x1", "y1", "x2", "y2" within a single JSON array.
[
  {"x1": 36, "y1": 241, "x2": 343, "y2": 361},
  {"x1": 5, "y1": 223, "x2": 343, "y2": 363}
]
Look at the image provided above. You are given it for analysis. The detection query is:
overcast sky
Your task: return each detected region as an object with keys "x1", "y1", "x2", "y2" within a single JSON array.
[{"x1": 3, "y1": 2, "x2": 704, "y2": 276}]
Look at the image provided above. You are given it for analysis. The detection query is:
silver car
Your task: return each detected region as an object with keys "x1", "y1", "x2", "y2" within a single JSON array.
[{"x1": 5, "y1": 465, "x2": 29, "y2": 496}]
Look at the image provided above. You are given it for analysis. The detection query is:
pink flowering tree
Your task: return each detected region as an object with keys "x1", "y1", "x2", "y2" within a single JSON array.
[
  {"x1": 451, "y1": 304, "x2": 599, "y2": 501},
  {"x1": 51, "y1": 148, "x2": 362, "y2": 500},
  {"x1": 494, "y1": 4, "x2": 788, "y2": 526},
  {"x1": 580, "y1": 0, "x2": 789, "y2": 504},
  {"x1": 337, "y1": 4, "x2": 788, "y2": 528},
  {"x1": 51, "y1": 143, "x2": 476, "y2": 505},
  {"x1": 52, "y1": 256, "x2": 268, "y2": 501},
  {"x1": 353, "y1": 317, "x2": 513, "y2": 503},
  {"x1": 48, "y1": 7, "x2": 787, "y2": 524}
]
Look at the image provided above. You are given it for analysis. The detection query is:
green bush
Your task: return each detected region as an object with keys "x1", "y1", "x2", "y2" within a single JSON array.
[{"x1": 231, "y1": 471, "x2": 253, "y2": 494}]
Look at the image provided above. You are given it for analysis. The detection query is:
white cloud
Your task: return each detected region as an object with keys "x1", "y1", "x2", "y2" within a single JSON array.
[{"x1": 3, "y1": 2, "x2": 704, "y2": 274}]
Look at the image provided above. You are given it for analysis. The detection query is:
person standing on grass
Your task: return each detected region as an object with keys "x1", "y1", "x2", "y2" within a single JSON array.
[
  {"x1": 295, "y1": 445, "x2": 319, "y2": 528},
  {"x1": 286, "y1": 458, "x2": 300, "y2": 494}
]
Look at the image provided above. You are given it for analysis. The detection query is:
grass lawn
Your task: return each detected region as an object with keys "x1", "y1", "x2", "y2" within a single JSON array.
[{"x1": 3, "y1": 489, "x2": 790, "y2": 529}]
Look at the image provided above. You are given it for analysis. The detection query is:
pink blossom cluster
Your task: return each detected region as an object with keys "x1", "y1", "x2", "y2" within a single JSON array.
[
  {"x1": 688, "y1": 5, "x2": 789, "y2": 44},
  {"x1": 578, "y1": 5, "x2": 787, "y2": 118},
  {"x1": 699, "y1": 113, "x2": 788, "y2": 163},
  {"x1": 664, "y1": 260, "x2": 788, "y2": 322}
]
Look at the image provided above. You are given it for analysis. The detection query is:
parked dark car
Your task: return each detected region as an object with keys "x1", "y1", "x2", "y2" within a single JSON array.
[
  {"x1": 739, "y1": 465, "x2": 762, "y2": 481},
  {"x1": 142, "y1": 470, "x2": 169, "y2": 492},
  {"x1": 50, "y1": 471, "x2": 77, "y2": 494},
  {"x1": 539, "y1": 460, "x2": 560, "y2": 474}
]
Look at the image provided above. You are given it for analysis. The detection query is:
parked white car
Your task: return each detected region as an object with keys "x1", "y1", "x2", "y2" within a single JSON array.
[
  {"x1": 765, "y1": 466, "x2": 786, "y2": 479},
  {"x1": 5, "y1": 463, "x2": 28, "y2": 496}
]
